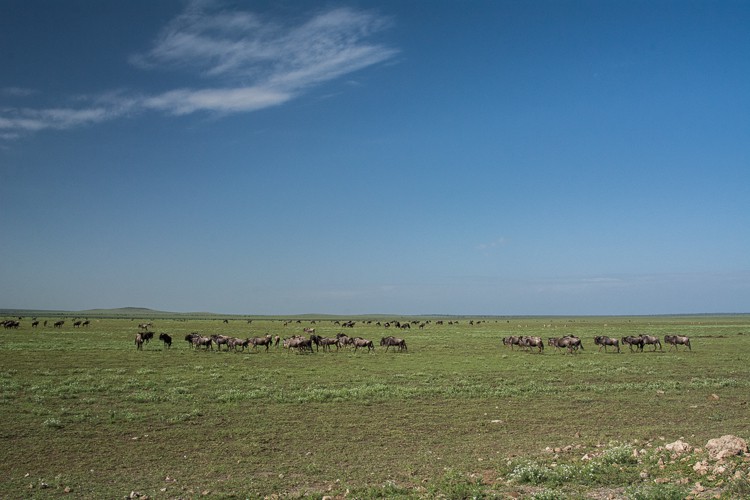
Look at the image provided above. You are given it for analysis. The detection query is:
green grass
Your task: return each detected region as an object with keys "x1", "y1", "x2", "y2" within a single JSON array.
[{"x1": 0, "y1": 315, "x2": 748, "y2": 498}]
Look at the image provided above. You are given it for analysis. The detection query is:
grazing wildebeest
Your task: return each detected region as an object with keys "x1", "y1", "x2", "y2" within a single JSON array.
[
  {"x1": 621, "y1": 335, "x2": 644, "y2": 352},
  {"x1": 380, "y1": 336, "x2": 407, "y2": 352},
  {"x1": 54, "y1": 320, "x2": 65, "y2": 328},
  {"x1": 159, "y1": 333, "x2": 172, "y2": 348},
  {"x1": 594, "y1": 335, "x2": 620, "y2": 353},
  {"x1": 73, "y1": 320, "x2": 82, "y2": 327},
  {"x1": 248, "y1": 334, "x2": 273, "y2": 351},
  {"x1": 640, "y1": 334, "x2": 662, "y2": 351},
  {"x1": 135, "y1": 333, "x2": 144, "y2": 350},
  {"x1": 82, "y1": 320, "x2": 90, "y2": 327},
  {"x1": 664, "y1": 334, "x2": 691, "y2": 351},
  {"x1": 274, "y1": 335, "x2": 280, "y2": 347},
  {"x1": 352, "y1": 337, "x2": 374, "y2": 352}
]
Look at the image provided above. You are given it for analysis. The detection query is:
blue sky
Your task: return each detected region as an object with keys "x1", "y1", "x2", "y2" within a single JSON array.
[{"x1": 1, "y1": 0, "x2": 748, "y2": 315}]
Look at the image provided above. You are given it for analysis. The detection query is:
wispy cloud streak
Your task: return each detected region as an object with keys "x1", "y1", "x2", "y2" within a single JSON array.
[{"x1": 0, "y1": 1, "x2": 396, "y2": 138}]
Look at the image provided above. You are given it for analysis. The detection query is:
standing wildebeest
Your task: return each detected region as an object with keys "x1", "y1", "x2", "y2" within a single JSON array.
[
  {"x1": 594, "y1": 335, "x2": 620, "y2": 353},
  {"x1": 380, "y1": 336, "x2": 407, "y2": 352},
  {"x1": 135, "y1": 333, "x2": 144, "y2": 350},
  {"x1": 141, "y1": 331, "x2": 154, "y2": 344},
  {"x1": 159, "y1": 333, "x2": 172, "y2": 348},
  {"x1": 31, "y1": 320, "x2": 40, "y2": 328},
  {"x1": 640, "y1": 334, "x2": 662, "y2": 351},
  {"x1": 664, "y1": 334, "x2": 691, "y2": 351},
  {"x1": 54, "y1": 320, "x2": 65, "y2": 328},
  {"x1": 73, "y1": 320, "x2": 82, "y2": 327},
  {"x1": 82, "y1": 320, "x2": 90, "y2": 327},
  {"x1": 621, "y1": 335, "x2": 644, "y2": 352}
]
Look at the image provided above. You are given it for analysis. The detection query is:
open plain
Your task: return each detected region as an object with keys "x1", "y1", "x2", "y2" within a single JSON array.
[{"x1": 1, "y1": 313, "x2": 749, "y2": 498}]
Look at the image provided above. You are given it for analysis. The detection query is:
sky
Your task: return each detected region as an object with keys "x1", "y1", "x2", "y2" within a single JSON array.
[{"x1": 1, "y1": 0, "x2": 748, "y2": 316}]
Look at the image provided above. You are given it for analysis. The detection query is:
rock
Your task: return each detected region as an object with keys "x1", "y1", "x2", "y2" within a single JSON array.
[
  {"x1": 666, "y1": 439, "x2": 692, "y2": 455},
  {"x1": 706, "y1": 435, "x2": 748, "y2": 460},
  {"x1": 693, "y1": 460, "x2": 709, "y2": 475}
]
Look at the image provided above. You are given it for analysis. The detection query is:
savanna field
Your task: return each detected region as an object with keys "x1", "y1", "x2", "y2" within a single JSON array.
[{"x1": 1, "y1": 313, "x2": 749, "y2": 499}]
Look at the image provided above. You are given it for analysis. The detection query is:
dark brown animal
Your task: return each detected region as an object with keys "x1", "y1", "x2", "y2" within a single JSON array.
[{"x1": 159, "y1": 332, "x2": 172, "y2": 348}]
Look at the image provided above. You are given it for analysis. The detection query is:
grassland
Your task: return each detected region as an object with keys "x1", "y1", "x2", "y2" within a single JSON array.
[{"x1": 1, "y1": 314, "x2": 748, "y2": 498}]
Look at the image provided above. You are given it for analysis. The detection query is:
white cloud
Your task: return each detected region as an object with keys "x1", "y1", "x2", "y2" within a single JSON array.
[{"x1": 0, "y1": 2, "x2": 396, "y2": 139}]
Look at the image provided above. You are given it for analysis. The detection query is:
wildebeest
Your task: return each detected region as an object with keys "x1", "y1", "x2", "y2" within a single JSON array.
[
  {"x1": 380, "y1": 336, "x2": 407, "y2": 352},
  {"x1": 73, "y1": 320, "x2": 82, "y2": 327},
  {"x1": 193, "y1": 336, "x2": 213, "y2": 350},
  {"x1": 502, "y1": 336, "x2": 522, "y2": 350},
  {"x1": 621, "y1": 335, "x2": 644, "y2": 352},
  {"x1": 159, "y1": 333, "x2": 172, "y2": 348},
  {"x1": 594, "y1": 335, "x2": 620, "y2": 353},
  {"x1": 248, "y1": 334, "x2": 273, "y2": 351},
  {"x1": 352, "y1": 337, "x2": 374, "y2": 352},
  {"x1": 317, "y1": 337, "x2": 340, "y2": 351},
  {"x1": 303, "y1": 327, "x2": 316, "y2": 335},
  {"x1": 31, "y1": 320, "x2": 40, "y2": 328},
  {"x1": 135, "y1": 333, "x2": 144, "y2": 350},
  {"x1": 138, "y1": 322, "x2": 152, "y2": 331},
  {"x1": 53, "y1": 320, "x2": 65, "y2": 328},
  {"x1": 548, "y1": 336, "x2": 582, "y2": 353},
  {"x1": 283, "y1": 336, "x2": 314, "y2": 353},
  {"x1": 520, "y1": 336, "x2": 544, "y2": 353},
  {"x1": 640, "y1": 335, "x2": 662, "y2": 351},
  {"x1": 82, "y1": 320, "x2": 90, "y2": 327},
  {"x1": 211, "y1": 335, "x2": 230, "y2": 350},
  {"x1": 228, "y1": 337, "x2": 250, "y2": 351},
  {"x1": 664, "y1": 334, "x2": 691, "y2": 351},
  {"x1": 141, "y1": 331, "x2": 154, "y2": 344}
]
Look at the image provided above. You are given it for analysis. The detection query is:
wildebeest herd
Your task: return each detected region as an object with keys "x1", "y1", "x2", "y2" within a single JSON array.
[
  {"x1": 501, "y1": 334, "x2": 691, "y2": 354},
  {"x1": 163, "y1": 331, "x2": 408, "y2": 354}
]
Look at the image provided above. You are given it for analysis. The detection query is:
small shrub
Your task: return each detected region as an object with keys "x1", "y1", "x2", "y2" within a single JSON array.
[
  {"x1": 42, "y1": 418, "x2": 63, "y2": 429},
  {"x1": 625, "y1": 482, "x2": 688, "y2": 500}
]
